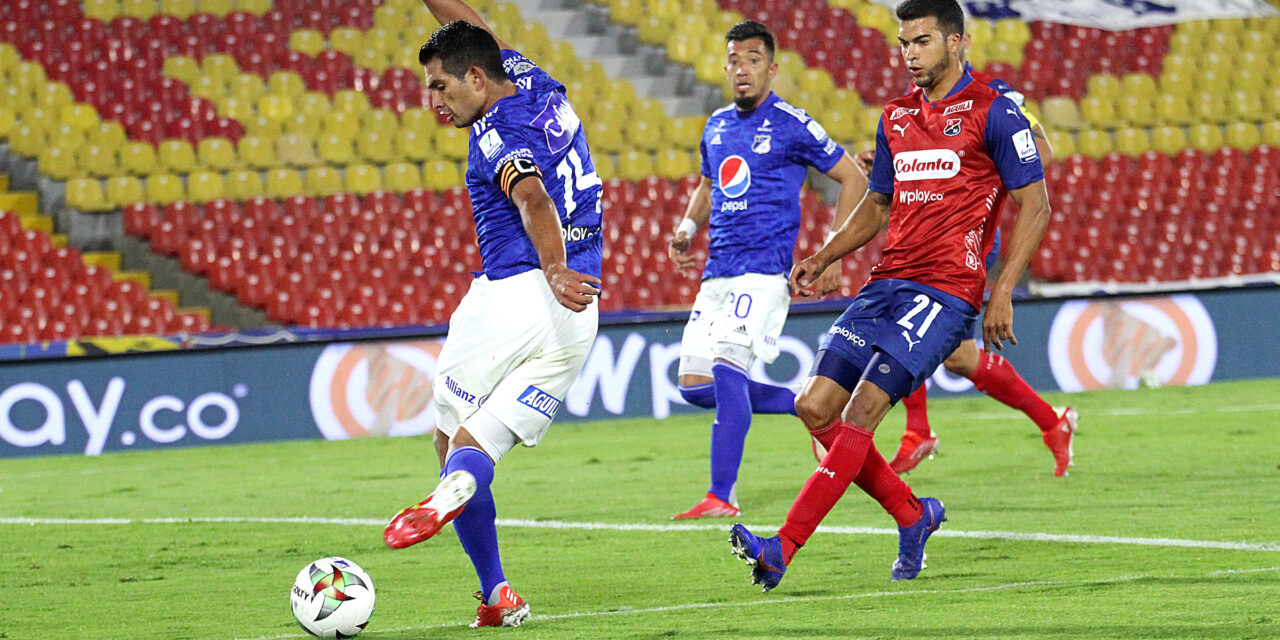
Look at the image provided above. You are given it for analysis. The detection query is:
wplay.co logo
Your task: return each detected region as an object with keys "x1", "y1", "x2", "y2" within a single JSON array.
[
  {"x1": 309, "y1": 341, "x2": 443, "y2": 440},
  {"x1": 1047, "y1": 295, "x2": 1217, "y2": 392}
]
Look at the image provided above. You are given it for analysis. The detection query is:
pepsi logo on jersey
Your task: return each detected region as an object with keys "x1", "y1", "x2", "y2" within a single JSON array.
[
  {"x1": 718, "y1": 155, "x2": 751, "y2": 198},
  {"x1": 893, "y1": 149, "x2": 961, "y2": 181}
]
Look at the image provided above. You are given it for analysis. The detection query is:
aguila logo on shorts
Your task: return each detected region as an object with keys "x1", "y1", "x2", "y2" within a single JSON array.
[
  {"x1": 893, "y1": 149, "x2": 961, "y2": 181},
  {"x1": 518, "y1": 385, "x2": 562, "y2": 418},
  {"x1": 718, "y1": 155, "x2": 751, "y2": 198}
]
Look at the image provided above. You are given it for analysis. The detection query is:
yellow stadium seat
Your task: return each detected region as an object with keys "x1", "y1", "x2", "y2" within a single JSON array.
[
  {"x1": 237, "y1": 135, "x2": 278, "y2": 170},
  {"x1": 1230, "y1": 67, "x2": 1262, "y2": 95},
  {"x1": 84, "y1": 0, "x2": 121, "y2": 21},
  {"x1": 77, "y1": 144, "x2": 119, "y2": 179},
  {"x1": 322, "y1": 110, "x2": 360, "y2": 142},
  {"x1": 1046, "y1": 130, "x2": 1075, "y2": 158},
  {"x1": 88, "y1": 121, "x2": 127, "y2": 152},
  {"x1": 161, "y1": 0, "x2": 196, "y2": 19},
  {"x1": 1228, "y1": 90, "x2": 1264, "y2": 121},
  {"x1": 11, "y1": 61, "x2": 47, "y2": 96},
  {"x1": 586, "y1": 120, "x2": 625, "y2": 155},
  {"x1": 1264, "y1": 86, "x2": 1280, "y2": 119},
  {"x1": 1075, "y1": 129, "x2": 1112, "y2": 158},
  {"x1": 225, "y1": 170, "x2": 266, "y2": 200},
  {"x1": 400, "y1": 107, "x2": 436, "y2": 133},
  {"x1": 1191, "y1": 93, "x2": 1229, "y2": 123},
  {"x1": 0, "y1": 110, "x2": 16, "y2": 141},
  {"x1": 663, "y1": 116, "x2": 705, "y2": 151},
  {"x1": 354, "y1": 48, "x2": 390, "y2": 73},
  {"x1": 283, "y1": 113, "x2": 322, "y2": 139},
  {"x1": 277, "y1": 134, "x2": 319, "y2": 167},
  {"x1": 332, "y1": 89, "x2": 371, "y2": 116},
  {"x1": 1151, "y1": 125, "x2": 1188, "y2": 155},
  {"x1": 617, "y1": 149, "x2": 656, "y2": 181},
  {"x1": 50, "y1": 123, "x2": 88, "y2": 153},
  {"x1": 201, "y1": 54, "x2": 239, "y2": 86},
  {"x1": 258, "y1": 94, "x2": 294, "y2": 122},
  {"x1": 361, "y1": 109, "x2": 399, "y2": 139},
  {"x1": 187, "y1": 171, "x2": 226, "y2": 203},
  {"x1": 0, "y1": 44, "x2": 18, "y2": 76},
  {"x1": 236, "y1": 0, "x2": 271, "y2": 15},
  {"x1": 1114, "y1": 127, "x2": 1151, "y2": 156},
  {"x1": 121, "y1": 0, "x2": 157, "y2": 19},
  {"x1": 329, "y1": 28, "x2": 364, "y2": 57},
  {"x1": 198, "y1": 0, "x2": 234, "y2": 17},
  {"x1": 384, "y1": 162, "x2": 423, "y2": 191},
  {"x1": 266, "y1": 168, "x2": 305, "y2": 199},
  {"x1": 1195, "y1": 67, "x2": 1230, "y2": 95},
  {"x1": 624, "y1": 119, "x2": 661, "y2": 152},
  {"x1": 66, "y1": 178, "x2": 110, "y2": 211},
  {"x1": 106, "y1": 176, "x2": 146, "y2": 208},
  {"x1": 231, "y1": 73, "x2": 267, "y2": 104},
  {"x1": 394, "y1": 129, "x2": 434, "y2": 163},
  {"x1": 423, "y1": 160, "x2": 463, "y2": 191},
  {"x1": 266, "y1": 71, "x2": 306, "y2": 98},
  {"x1": 1225, "y1": 122, "x2": 1260, "y2": 151},
  {"x1": 158, "y1": 139, "x2": 200, "y2": 174},
  {"x1": 1263, "y1": 121, "x2": 1280, "y2": 147},
  {"x1": 356, "y1": 130, "x2": 396, "y2": 164},
  {"x1": 1188, "y1": 123, "x2": 1224, "y2": 151},
  {"x1": 38, "y1": 146, "x2": 77, "y2": 181},
  {"x1": 1156, "y1": 94, "x2": 1194, "y2": 126},
  {"x1": 146, "y1": 173, "x2": 187, "y2": 205},
  {"x1": 289, "y1": 29, "x2": 326, "y2": 56},
  {"x1": 37, "y1": 83, "x2": 74, "y2": 113},
  {"x1": 162, "y1": 55, "x2": 201, "y2": 84},
  {"x1": 216, "y1": 96, "x2": 254, "y2": 122},
  {"x1": 592, "y1": 153, "x2": 617, "y2": 181},
  {"x1": 820, "y1": 110, "x2": 857, "y2": 145},
  {"x1": 198, "y1": 137, "x2": 239, "y2": 172},
  {"x1": 1039, "y1": 96, "x2": 1082, "y2": 130},
  {"x1": 654, "y1": 148, "x2": 695, "y2": 180},
  {"x1": 8, "y1": 124, "x2": 45, "y2": 159},
  {"x1": 345, "y1": 164, "x2": 384, "y2": 195},
  {"x1": 1158, "y1": 69, "x2": 1192, "y2": 99},
  {"x1": 1079, "y1": 95, "x2": 1117, "y2": 128},
  {"x1": 120, "y1": 142, "x2": 158, "y2": 176},
  {"x1": 434, "y1": 126, "x2": 469, "y2": 161},
  {"x1": 1118, "y1": 94, "x2": 1156, "y2": 127},
  {"x1": 295, "y1": 91, "x2": 332, "y2": 119},
  {"x1": 242, "y1": 113, "x2": 282, "y2": 139},
  {"x1": 318, "y1": 133, "x2": 356, "y2": 165},
  {"x1": 305, "y1": 166, "x2": 344, "y2": 197}
]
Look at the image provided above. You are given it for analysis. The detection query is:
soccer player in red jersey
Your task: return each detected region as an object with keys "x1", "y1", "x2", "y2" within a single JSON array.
[
  {"x1": 728, "y1": 0, "x2": 1052, "y2": 590},
  {"x1": 849, "y1": 32, "x2": 1076, "y2": 477}
]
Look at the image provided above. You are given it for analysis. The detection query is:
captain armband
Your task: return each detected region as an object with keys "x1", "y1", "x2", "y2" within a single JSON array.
[{"x1": 498, "y1": 156, "x2": 542, "y2": 198}]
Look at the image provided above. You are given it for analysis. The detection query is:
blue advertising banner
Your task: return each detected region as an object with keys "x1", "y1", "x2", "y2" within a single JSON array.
[{"x1": 1, "y1": 287, "x2": 1275, "y2": 458}]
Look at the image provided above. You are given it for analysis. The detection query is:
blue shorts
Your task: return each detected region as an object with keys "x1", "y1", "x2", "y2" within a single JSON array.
[{"x1": 813, "y1": 279, "x2": 977, "y2": 400}]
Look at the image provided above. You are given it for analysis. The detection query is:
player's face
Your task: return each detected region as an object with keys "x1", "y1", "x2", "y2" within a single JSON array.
[
  {"x1": 423, "y1": 58, "x2": 486, "y2": 128},
  {"x1": 898, "y1": 17, "x2": 962, "y2": 90},
  {"x1": 724, "y1": 38, "x2": 777, "y2": 110}
]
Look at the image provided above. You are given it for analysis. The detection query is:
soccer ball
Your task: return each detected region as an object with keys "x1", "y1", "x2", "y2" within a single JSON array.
[{"x1": 290, "y1": 557, "x2": 376, "y2": 639}]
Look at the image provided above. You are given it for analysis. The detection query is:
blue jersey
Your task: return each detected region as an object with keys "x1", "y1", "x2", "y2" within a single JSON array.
[
  {"x1": 464, "y1": 49, "x2": 603, "y2": 280},
  {"x1": 699, "y1": 92, "x2": 844, "y2": 280}
]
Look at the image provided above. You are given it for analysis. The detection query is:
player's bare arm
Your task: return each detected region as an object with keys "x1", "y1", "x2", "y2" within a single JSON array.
[
  {"x1": 421, "y1": 0, "x2": 511, "y2": 49},
  {"x1": 791, "y1": 190, "x2": 890, "y2": 296},
  {"x1": 668, "y1": 176, "x2": 712, "y2": 275},
  {"x1": 983, "y1": 178, "x2": 1051, "y2": 351},
  {"x1": 509, "y1": 172, "x2": 601, "y2": 312},
  {"x1": 811, "y1": 153, "x2": 867, "y2": 296},
  {"x1": 1030, "y1": 123, "x2": 1053, "y2": 166},
  {"x1": 853, "y1": 149, "x2": 875, "y2": 178}
]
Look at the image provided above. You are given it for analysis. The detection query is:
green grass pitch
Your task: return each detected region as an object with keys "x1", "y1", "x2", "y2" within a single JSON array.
[{"x1": 2, "y1": 379, "x2": 1278, "y2": 639}]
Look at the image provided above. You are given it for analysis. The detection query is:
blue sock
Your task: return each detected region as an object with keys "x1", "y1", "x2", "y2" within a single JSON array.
[
  {"x1": 443, "y1": 446, "x2": 505, "y2": 602},
  {"x1": 708, "y1": 362, "x2": 751, "y2": 503},
  {"x1": 748, "y1": 380, "x2": 797, "y2": 415},
  {"x1": 679, "y1": 382, "x2": 716, "y2": 409}
]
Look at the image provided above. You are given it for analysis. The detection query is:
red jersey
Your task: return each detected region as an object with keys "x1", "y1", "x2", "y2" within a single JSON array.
[{"x1": 866, "y1": 74, "x2": 1044, "y2": 310}]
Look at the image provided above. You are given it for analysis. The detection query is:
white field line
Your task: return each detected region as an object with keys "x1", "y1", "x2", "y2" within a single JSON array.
[
  {"x1": 2, "y1": 516, "x2": 1279, "y2": 552},
  {"x1": 232, "y1": 566, "x2": 1280, "y2": 640}
]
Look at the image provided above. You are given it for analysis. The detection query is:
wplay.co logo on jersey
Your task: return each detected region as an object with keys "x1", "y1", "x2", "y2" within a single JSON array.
[{"x1": 718, "y1": 155, "x2": 751, "y2": 198}]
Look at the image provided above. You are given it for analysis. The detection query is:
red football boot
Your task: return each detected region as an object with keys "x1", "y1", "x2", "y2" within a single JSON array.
[
  {"x1": 1043, "y1": 407, "x2": 1078, "y2": 477},
  {"x1": 672, "y1": 492, "x2": 740, "y2": 519},
  {"x1": 383, "y1": 470, "x2": 476, "y2": 549},
  {"x1": 888, "y1": 430, "x2": 939, "y2": 474},
  {"x1": 471, "y1": 585, "x2": 530, "y2": 627}
]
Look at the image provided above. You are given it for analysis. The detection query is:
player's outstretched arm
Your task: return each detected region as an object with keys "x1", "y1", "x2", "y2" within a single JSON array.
[
  {"x1": 1031, "y1": 123, "x2": 1054, "y2": 167},
  {"x1": 791, "y1": 190, "x2": 889, "y2": 297},
  {"x1": 421, "y1": 0, "x2": 511, "y2": 49},
  {"x1": 668, "y1": 176, "x2": 712, "y2": 275},
  {"x1": 810, "y1": 153, "x2": 867, "y2": 297},
  {"x1": 509, "y1": 173, "x2": 601, "y2": 312},
  {"x1": 983, "y1": 178, "x2": 1051, "y2": 350}
]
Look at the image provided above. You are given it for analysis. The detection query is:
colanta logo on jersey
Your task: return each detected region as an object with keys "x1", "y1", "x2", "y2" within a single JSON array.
[
  {"x1": 893, "y1": 149, "x2": 962, "y2": 181},
  {"x1": 718, "y1": 155, "x2": 751, "y2": 198}
]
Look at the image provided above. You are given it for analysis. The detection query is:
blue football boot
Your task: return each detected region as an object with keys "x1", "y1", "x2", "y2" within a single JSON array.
[
  {"x1": 728, "y1": 524, "x2": 787, "y2": 592},
  {"x1": 891, "y1": 497, "x2": 946, "y2": 580}
]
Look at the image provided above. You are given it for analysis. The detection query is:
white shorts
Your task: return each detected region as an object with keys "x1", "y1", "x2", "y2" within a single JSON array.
[
  {"x1": 678, "y1": 273, "x2": 791, "y2": 377},
  {"x1": 434, "y1": 269, "x2": 598, "y2": 461}
]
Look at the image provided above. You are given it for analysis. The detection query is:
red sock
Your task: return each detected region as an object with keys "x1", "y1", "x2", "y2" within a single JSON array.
[
  {"x1": 778, "y1": 423, "x2": 873, "y2": 561},
  {"x1": 809, "y1": 420, "x2": 841, "y2": 449},
  {"x1": 900, "y1": 384, "x2": 931, "y2": 438},
  {"x1": 969, "y1": 350, "x2": 1058, "y2": 431},
  {"x1": 854, "y1": 447, "x2": 924, "y2": 527}
]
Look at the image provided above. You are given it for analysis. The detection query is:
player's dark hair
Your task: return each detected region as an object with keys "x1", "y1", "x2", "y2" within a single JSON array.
[
  {"x1": 725, "y1": 20, "x2": 775, "y2": 61},
  {"x1": 419, "y1": 20, "x2": 508, "y2": 82},
  {"x1": 895, "y1": 0, "x2": 965, "y2": 37}
]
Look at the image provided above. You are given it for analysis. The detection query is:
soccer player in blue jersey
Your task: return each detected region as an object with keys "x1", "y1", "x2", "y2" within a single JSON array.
[
  {"x1": 729, "y1": 0, "x2": 1052, "y2": 590},
  {"x1": 382, "y1": 0, "x2": 602, "y2": 627},
  {"x1": 667, "y1": 20, "x2": 869, "y2": 520},
  {"x1": 849, "y1": 30, "x2": 1076, "y2": 477}
]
